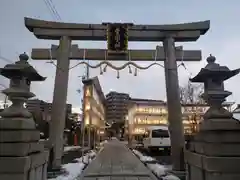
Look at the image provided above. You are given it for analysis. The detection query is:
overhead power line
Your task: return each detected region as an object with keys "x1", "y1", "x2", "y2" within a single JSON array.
[
  {"x1": 48, "y1": 0, "x2": 61, "y2": 20},
  {"x1": 43, "y1": 0, "x2": 61, "y2": 21}
]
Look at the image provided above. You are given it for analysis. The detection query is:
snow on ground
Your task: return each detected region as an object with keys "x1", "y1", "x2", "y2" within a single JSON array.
[
  {"x1": 99, "y1": 140, "x2": 108, "y2": 147},
  {"x1": 132, "y1": 149, "x2": 180, "y2": 180},
  {"x1": 49, "y1": 150, "x2": 97, "y2": 180},
  {"x1": 64, "y1": 146, "x2": 82, "y2": 152},
  {"x1": 147, "y1": 163, "x2": 168, "y2": 177},
  {"x1": 132, "y1": 149, "x2": 155, "y2": 162}
]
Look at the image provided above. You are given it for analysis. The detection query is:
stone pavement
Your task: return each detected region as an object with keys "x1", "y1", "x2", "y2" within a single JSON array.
[{"x1": 78, "y1": 139, "x2": 158, "y2": 180}]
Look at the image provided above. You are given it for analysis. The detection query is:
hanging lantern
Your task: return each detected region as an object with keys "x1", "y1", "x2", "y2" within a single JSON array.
[{"x1": 134, "y1": 67, "x2": 137, "y2": 76}]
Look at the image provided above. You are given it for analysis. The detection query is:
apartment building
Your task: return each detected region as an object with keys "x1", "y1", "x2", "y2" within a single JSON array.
[
  {"x1": 105, "y1": 91, "x2": 130, "y2": 124},
  {"x1": 26, "y1": 99, "x2": 72, "y2": 122},
  {"x1": 126, "y1": 99, "x2": 234, "y2": 136},
  {"x1": 126, "y1": 98, "x2": 167, "y2": 137},
  {"x1": 82, "y1": 77, "x2": 106, "y2": 131}
]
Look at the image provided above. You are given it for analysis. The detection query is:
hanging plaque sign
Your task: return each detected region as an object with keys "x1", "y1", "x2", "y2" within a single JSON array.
[{"x1": 106, "y1": 23, "x2": 130, "y2": 53}]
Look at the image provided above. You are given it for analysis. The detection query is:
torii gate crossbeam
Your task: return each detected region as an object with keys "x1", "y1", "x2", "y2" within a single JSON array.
[{"x1": 31, "y1": 46, "x2": 201, "y2": 61}]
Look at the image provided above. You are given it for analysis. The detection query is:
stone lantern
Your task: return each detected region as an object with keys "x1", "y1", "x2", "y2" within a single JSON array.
[
  {"x1": 185, "y1": 55, "x2": 240, "y2": 180},
  {"x1": 0, "y1": 53, "x2": 49, "y2": 180}
]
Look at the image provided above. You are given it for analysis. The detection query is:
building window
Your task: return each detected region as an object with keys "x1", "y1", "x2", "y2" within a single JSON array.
[
  {"x1": 85, "y1": 100, "x2": 91, "y2": 111},
  {"x1": 85, "y1": 87, "x2": 91, "y2": 97},
  {"x1": 85, "y1": 114, "x2": 90, "y2": 125}
]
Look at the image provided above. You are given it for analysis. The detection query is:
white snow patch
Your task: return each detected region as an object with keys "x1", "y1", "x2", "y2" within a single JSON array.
[
  {"x1": 99, "y1": 140, "x2": 108, "y2": 147},
  {"x1": 132, "y1": 149, "x2": 155, "y2": 162},
  {"x1": 132, "y1": 149, "x2": 180, "y2": 180},
  {"x1": 87, "y1": 150, "x2": 97, "y2": 159},
  {"x1": 147, "y1": 163, "x2": 167, "y2": 177},
  {"x1": 162, "y1": 174, "x2": 181, "y2": 180},
  {"x1": 49, "y1": 150, "x2": 97, "y2": 180},
  {"x1": 64, "y1": 146, "x2": 81, "y2": 152}
]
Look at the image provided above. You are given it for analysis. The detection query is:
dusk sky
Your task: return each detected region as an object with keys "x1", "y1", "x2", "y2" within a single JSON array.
[{"x1": 0, "y1": 0, "x2": 240, "y2": 110}]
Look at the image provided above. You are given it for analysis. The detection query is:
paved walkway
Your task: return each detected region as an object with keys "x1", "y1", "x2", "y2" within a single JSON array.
[{"x1": 78, "y1": 139, "x2": 158, "y2": 180}]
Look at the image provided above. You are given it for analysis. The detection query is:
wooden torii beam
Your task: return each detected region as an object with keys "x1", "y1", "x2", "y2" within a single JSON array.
[
  {"x1": 31, "y1": 45, "x2": 202, "y2": 61},
  {"x1": 25, "y1": 17, "x2": 210, "y2": 171}
]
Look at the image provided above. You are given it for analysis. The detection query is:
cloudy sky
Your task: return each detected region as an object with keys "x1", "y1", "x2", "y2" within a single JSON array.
[{"x1": 0, "y1": 0, "x2": 240, "y2": 109}]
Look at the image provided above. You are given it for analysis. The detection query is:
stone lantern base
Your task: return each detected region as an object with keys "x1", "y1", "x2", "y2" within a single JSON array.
[
  {"x1": 185, "y1": 118, "x2": 240, "y2": 180},
  {"x1": 0, "y1": 118, "x2": 49, "y2": 180}
]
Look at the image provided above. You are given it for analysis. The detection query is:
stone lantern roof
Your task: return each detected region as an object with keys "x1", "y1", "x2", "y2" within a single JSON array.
[
  {"x1": 0, "y1": 52, "x2": 46, "y2": 81},
  {"x1": 190, "y1": 55, "x2": 240, "y2": 82}
]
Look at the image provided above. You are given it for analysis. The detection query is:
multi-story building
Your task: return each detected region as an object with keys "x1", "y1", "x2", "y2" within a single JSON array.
[
  {"x1": 82, "y1": 77, "x2": 106, "y2": 140},
  {"x1": 182, "y1": 102, "x2": 234, "y2": 134},
  {"x1": 26, "y1": 99, "x2": 45, "y2": 111},
  {"x1": 45, "y1": 102, "x2": 72, "y2": 115},
  {"x1": 105, "y1": 91, "x2": 130, "y2": 124},
  {"x1": 26, "y1": 99, "x2": 72, "y2": 140},
  {"x1": 126, "y1": 98, "x2": 167, "y2": 138},
  {"x1": 181, "y1": 104, "x2": 208, "y2": 134},
  {"x1": 26, "y1": 99, "x2": 72, "y2": 122},
  {"x1": 126, "y1": 99, "x2": 234, "y2": 137}
]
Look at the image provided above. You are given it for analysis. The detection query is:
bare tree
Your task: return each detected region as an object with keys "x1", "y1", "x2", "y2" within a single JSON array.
[
  {"x1": 180, "y1": 81, "x2": 204, "y2": 134},
  {"x1": 180, "y1": 81, "x2": 204, "y2": 104}
]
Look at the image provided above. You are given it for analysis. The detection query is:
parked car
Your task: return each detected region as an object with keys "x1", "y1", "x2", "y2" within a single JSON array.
[{"x1": 142, "y1": 126, "x2": 171, "y2": 153}]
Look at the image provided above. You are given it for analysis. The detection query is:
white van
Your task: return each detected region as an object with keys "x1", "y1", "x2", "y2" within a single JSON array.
[{"x1": 143, "y1": 126, "x2": 171, "y2": 152}]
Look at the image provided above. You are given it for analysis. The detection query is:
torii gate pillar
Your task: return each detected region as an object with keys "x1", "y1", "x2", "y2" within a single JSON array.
[
  {"x1": 49, "y1": 36, "x2": 71, "y2": 168},
  {"x1": 163, "y1": 37, "x2": 185, "y2": 171}
]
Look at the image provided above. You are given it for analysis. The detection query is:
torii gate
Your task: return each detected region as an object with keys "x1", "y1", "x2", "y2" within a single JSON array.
[{"x1": 25, "y1": 17, "x2": 209, "y2": 171}]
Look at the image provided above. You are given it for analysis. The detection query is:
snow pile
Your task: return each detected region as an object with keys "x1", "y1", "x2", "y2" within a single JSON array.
[
  {"x1": 132, "y1": 149, "x2": 180, "y2": 180},
  {"x1": 87, "y1": 150, "x2": 97, "y2": 160},
  {"x1": 132, "y1": 149, "x2": 155, "y2": 162},
  {"x1": 147, "y1": 163, "x2": 167, "y2": 177},
  {"x1": 99, "y1": 140, "x2": 108, "y2": 147},
  {"x1": 52, "y1": 158, "x2": 85, "y2": 180},
  {"x1": 162, "y1": 174, "x2": 181, "y2": 180},
  {"x1": 49, "y1": 150, "x2": 97, "y2": 180},
  {"x1": 64, "y1": 146, "x2": 81, "y2": 152}
]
